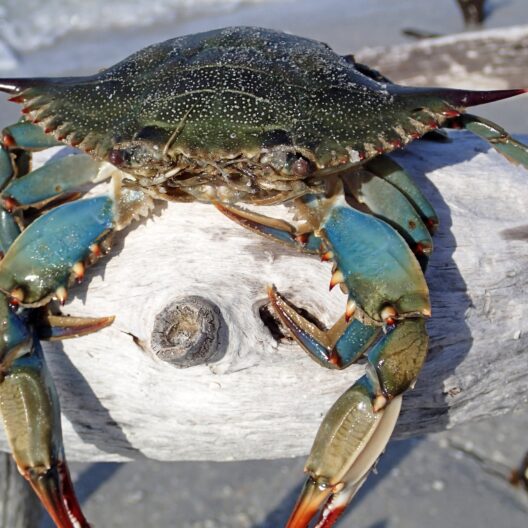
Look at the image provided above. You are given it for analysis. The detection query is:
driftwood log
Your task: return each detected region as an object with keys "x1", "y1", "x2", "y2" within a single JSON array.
[
  {"x1": 0, "y1": 131, "x2": 526, "y2": 464},
  {"x1": 355, "y1": 25, "x2": 528, "y2": 89},
  {"x1": 0, "y1": 26, "x2": 528, "y2": 464}
]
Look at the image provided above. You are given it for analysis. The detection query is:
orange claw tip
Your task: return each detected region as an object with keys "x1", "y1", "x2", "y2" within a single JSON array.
[
  {"x1": 426, "y1": 217, "x2": 439, "y2": 234},
  {"x1": 329, "y1": 270, "x2": 344, "y2": 291},
  {"x1": 442, "y1": 109, "x2": 460, "y2": 118},
  {"x1": 286, "y1": 477, "x2": 333, "y2": 528},
  {"x1": 327, "y1": 349, "x2": 341, "y2": 367},
  {"x1": 72, "y1": 261, "x2": 85, "y2": 283},
  {"x1": 345, "y1": 299, "x2": 356, "y2": 322},
  {"x1": 320, "y1": 250, "x2": 334, "y2": 262},
  {"x1": 295, "y1": 233, "x2": 309, "y2": 245},
  {"x1": 29, "y1": 462, "x2": 90, "y2": 528},
  {"x1": 2, "y1": 133, "x2": 16, "y2": 148},
  {"x1": 266, "y1": 283, "x2": 278, "y2": 299},
  {"x1": 2, "y1": 196, "x2": 19, "y2": 212},
  {"x1": 9, "y1": 287, "x2": 25, "y2": 304},
  {"x1": 89, "y1": 243, "x2": 102, "y2": 258},
  {"x1": 55, "y1": 286, "x2": 68, "y2": 305}
]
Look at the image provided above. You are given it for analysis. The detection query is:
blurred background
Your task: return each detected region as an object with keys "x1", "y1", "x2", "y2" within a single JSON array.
[{"x1": 0, "y1": 0, "x2": 527, "y2": 527}]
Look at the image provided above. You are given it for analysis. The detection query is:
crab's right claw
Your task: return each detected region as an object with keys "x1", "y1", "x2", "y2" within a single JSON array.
[{"x1": 0, "y1": 299, "x2": 90, "y2": 527}]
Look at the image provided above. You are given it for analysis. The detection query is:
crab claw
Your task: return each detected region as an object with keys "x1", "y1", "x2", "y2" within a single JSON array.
[
  {"x1": 0, "y1": 296, "x2": 89, "y2": 527},
  {"x1": 29, "y1": 464, "x2": 89, "y2": 528},
  {"x1": 0, "y1": 194, "x2": 123, "y2": 528},
  {"x1": 0, "y1": 195, "x2": 114, "y2": 305},
  {"x1": 267, "y1": 189, "x2": 431, "y2": 527},
  {"x1": 286, "y1": 378, "x2": 404, "y2": 528},
  {"x1": 287, "y1": 318, "x2": 428, "y2": 528},
  {"x1": 0, "y1": 339, "x2": 90, "y2": 527},
  {"x1": 36, "y1": 313, "x2": 115, "y2": 341}
]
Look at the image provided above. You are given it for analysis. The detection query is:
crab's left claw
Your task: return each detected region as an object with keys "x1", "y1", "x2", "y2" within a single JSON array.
[
  {"x1": 288, "y1": 392, "x2": 403, "y2": 528},
  {"x1": 287, "y1": 318, "x2": 428, "y2": 528},
  {"x1": 266, "y1": 193, "x2": 431, "y2": 527}
]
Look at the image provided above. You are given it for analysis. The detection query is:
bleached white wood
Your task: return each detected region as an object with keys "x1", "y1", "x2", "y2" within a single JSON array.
[{"x1": 0, "y1": 132, "x2": 527, "y2": 463}]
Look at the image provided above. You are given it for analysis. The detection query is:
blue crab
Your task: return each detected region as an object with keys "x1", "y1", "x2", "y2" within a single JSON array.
[{"x1": 0, "y1": 26, "x2": 526, "y2": 528}]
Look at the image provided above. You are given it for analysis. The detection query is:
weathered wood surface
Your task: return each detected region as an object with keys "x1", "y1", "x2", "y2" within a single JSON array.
[
  {"x1": 0, "y1": 131, "x2": 526, "y2": 463},
  {"x1": 356, "y1": 25, "x2": 528, "y2": 88}
]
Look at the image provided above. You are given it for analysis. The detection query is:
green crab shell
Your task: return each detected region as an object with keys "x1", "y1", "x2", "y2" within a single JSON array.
[{"x1": 1, "y1": 27, "x2": 523, "y2": 176}]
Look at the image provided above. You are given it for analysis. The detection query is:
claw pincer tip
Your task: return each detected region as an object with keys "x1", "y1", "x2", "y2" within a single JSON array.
[{"x1": 29, "y1": 461, "x2": 90, "y2": 528}]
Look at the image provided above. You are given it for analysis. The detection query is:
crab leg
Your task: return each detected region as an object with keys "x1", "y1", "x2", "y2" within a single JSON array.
[
  {"x1": 0, "y1": 320, "x2": 90, "y2": 528},
  {"x1": 343, "y1": 169, "x2": 433, "y2": 268},
  {"x1": 0, "y1": 121, "x2": 61, "y2": 188},
  {"x1": 0, "y1": 209, "x2": 20, "y2": 257},
  {"x1": 257, "y1": 189, "x2": 429, "y2": 527},
  {"x1": 0, "y1": 193, "x2": 122, "y2": 527},
  {"x1": 364, "y1": 154, "x2": 438, "y2": 231},
  {"x1": 269, "y1": 287, "x2": 380, "y2": 369},
  {"x1": 0, "y1": 121, "x2": 110, "y2": 215},
  {"x1": 447, "y1": 113, "x2": 528, "y2": 167},
  {"x1": 2, "y1": 121, "x2": 62, "y2": 152},
  {"x1": 214, "y1": 201, "x2": 322, "y2": 253},
  {"x1": 1, "y1": 153, "x2": 104, "y2": 211}
]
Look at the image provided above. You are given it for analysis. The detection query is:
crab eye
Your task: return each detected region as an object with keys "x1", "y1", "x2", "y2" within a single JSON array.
[
  {"x1": 109, "y1": 142, "x2": 163, "y2": 170},
  {"x1": 286, "y1": 154, "x2": 313, "y2": 178},
  {"x1": 108, "y1": 148, "x2": 131, "y2": 167}
]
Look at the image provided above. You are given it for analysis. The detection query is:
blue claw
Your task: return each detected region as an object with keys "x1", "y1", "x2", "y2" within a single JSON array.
[
  {"x1": 3, "y1": 121, "x2": 61, "y2": 151},
  {"x1": 269, "y1": 286, "x2": 380, "y2": 369},
  {"x1": 322, "y1": 201, "x2": 430, "y2": 321},
  {"x1": 0, "y1": 196, "x2": 115, "y2": 304},
  {"x1": 0, "y1": 146, "x2": 13, "y2": 189},
  {"x1": 1, "y1": 153, "x2": 101, "y2": 210},
  {"x1": 0, "y1": 209, "x2": 20, "y2": 257}
]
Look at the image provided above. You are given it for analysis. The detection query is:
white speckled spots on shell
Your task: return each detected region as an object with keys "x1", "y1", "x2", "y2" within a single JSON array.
[{"x1": 14, "y1": 26, "x2": 455, "y2": 203}]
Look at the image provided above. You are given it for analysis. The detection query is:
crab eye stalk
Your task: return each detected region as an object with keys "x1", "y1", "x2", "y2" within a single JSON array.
[{"x1": 108, "y1": 142, "x2": 165, "y2": 176}]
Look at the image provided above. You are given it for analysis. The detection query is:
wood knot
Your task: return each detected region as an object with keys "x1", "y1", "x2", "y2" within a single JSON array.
[{"x1": 150, "y1": 296, "x2": 225, "y2": 368}]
